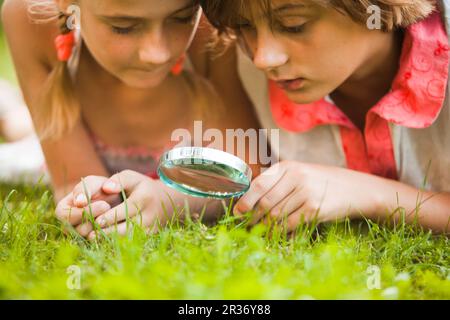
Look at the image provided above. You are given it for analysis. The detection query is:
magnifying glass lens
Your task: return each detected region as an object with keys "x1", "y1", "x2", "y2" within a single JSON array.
[{"x1": 158, "y1": 148, "x2": 252, "y2": 199}]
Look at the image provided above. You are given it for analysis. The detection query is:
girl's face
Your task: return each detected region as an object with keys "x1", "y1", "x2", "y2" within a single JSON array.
[
  {"x1": 75, "y1": 0, "x2": 201, "y2": 89},
  {"x1": 236, "y1": 0, "x2": 387, "y2": 104}
]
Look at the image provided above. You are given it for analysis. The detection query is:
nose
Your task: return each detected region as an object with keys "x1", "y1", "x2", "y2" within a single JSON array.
[
  {"x1": 251, "y1": 28, "x2": 289, "y2": 71},
  {"x1": 138, "y1": 26, "x2": 172, "y2": 65}
]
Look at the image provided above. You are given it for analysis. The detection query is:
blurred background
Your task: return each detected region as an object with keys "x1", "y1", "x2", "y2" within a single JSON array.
[{"x1": 0, "y1": 0, "x2": 48, "y2": 185}]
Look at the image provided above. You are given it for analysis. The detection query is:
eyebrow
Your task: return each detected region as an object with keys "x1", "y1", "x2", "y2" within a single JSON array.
[
  {"x1": 273, "y1": 3, "x2": 309, "y2": 13},
  {"x1": 171, "y1": 2, "x2": 199, "y2": 15},
  {"x1": 98, "y1": 2, "x2": 197, "y2": 22}
]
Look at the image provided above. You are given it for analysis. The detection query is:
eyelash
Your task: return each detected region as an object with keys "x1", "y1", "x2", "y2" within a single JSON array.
[
  {"x1": 173, "y1": 14, "x2": 196, "y2": 24},
  {"x1": 111, "y1": 26, "x2": 135, "y2": 35},
  {"x1": 236, "y1": 22, "x2": 307, "y2": 34},
  {"x1": 236, "y1": 22, "x2": 253, "y2": 30},
  {"x1": 280, "y1": 23, "x2": 306, "y2": 34}
]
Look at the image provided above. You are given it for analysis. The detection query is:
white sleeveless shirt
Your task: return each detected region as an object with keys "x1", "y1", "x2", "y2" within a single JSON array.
[{"x1": 237, "y1": 1, "x2": 450, "y2": 192}]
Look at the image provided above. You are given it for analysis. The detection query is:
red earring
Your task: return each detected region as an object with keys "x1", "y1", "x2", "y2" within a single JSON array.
[
  {"x1": 55, "y1": 31, "x2": 75, "y2": 62},
  {"x1": 171, "y1": 55, "x2": 186, "y2": 76}
]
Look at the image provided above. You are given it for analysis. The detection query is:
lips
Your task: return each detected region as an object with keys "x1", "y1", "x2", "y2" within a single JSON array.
[
  {"x1": 274, "y1": 78, "x2": 305, "y2": 91},
  {"x1": 135, "y1": 67, "x2": 165, "y2": 74}
]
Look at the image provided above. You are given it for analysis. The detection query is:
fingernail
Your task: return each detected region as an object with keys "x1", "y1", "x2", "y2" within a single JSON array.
[
  {"x1": 97, "y1": 216, "x2": 107, "y2": 228},
  {"x1": 103, "y1": 181, "x2": 118, "y2": 191},
  {"x1": 75, "y1": 194, "x2": 87, "y2": 206}
]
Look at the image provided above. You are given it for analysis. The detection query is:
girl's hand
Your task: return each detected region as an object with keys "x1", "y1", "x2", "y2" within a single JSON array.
[
  {"x1": 234, "y1": 161, "x2": 385, "y2": 232},
  {"x1": 84, "y1": 170, "x2": 177, "y2": 240},
  {"x1": 71, "y1": 175, "x2": 123, "y2": 208},
  {"x1": 55, "y1": 175, "x2": 123, "y2": 238}
]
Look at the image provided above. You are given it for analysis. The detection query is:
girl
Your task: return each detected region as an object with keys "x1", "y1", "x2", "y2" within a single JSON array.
[
  {"x1": 69, "y1": 0, "x2": 450, "y2": 237},
  {"x1": 2, "y1": 0, "x2": 261, "y2": 237}
]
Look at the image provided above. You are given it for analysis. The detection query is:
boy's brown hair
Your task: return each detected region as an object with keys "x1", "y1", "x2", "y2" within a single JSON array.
[{"x1": 200, "y1": 0, "x2": 437, "y2": 34}]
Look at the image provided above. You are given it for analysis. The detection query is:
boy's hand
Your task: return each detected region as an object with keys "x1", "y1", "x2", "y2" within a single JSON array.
[{"x1": 234, "y1": 161, "x2": 384, "y2": 232}]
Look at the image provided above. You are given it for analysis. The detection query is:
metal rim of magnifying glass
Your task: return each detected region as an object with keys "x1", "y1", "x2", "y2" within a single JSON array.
[{"x1": 157, "y1": 147, "x2": 253, "y2": 199}]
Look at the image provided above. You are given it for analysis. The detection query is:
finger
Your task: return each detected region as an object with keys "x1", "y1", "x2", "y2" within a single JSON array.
[
  {"x1": 76, "y1": 193, "x2": 122, "y2": 210},
  {"x1": 99, "y1": 194, "x2": 123, "y2": 208},
  {"x1": 55, "y1": 193, "x2": 75, "y2": 222},
  {"x1": 89, "y1": 221, "x2": 128, "y2": 240},
  {"x1": 285, "y1": 212, "x2": 305, "y2": 234},
  {"x1": 58, "y1": 207, "x2": 90, "y2": 228},
  {"x1": 284, "y1": 208, "x2": 316, "y2": 233},
  {"x1": 94, "y1": 196, "x2": 143, "y2": 228},
  {"x1": 72, "y1": 176, "x2": 108, "y2": 207},
  {"x1": 102, "y1": 170, "x2": 147, "y2": 196},
  {"x1": 249, "y1": 179, "x2": 298, "y2": 226},
  {"x1": 75, "y1": 222, "x2": 94, "y2": 238},
  {"x1": 235, "y1": 163, "x2": 287, "y2": 215},
  {"x1": 88, "y1": 214, "x2": 162, "y2": 240},
  {"x1": 102, "y1": 179, "x2": 122, "y2": 194},
  {"x1": 260, "y1": 201, "x2": 309, "y2": 232},
  {"x1": 56, "y1": 199, "x2": 111, "y2": 226},
  {"x1": 81, "y1": 200, "x2": 112, "y2": 222},
  {"x1": 267, "y1": 188, "x2": 306, "y2": 222}
]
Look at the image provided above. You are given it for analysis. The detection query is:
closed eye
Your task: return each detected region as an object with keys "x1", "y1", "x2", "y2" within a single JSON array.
[
  {"x1": 111, "y1": 25, "x2": 136, "y2": 35},
  {"x1": 279, "y1": 23, "x2": 306, "y2": 33},
  {"x1": 233, "y1": 20, "x2": 255, "y2": 31},
  {"x1": 172, "y1": 14, "x2": 197, "y2": 24}
]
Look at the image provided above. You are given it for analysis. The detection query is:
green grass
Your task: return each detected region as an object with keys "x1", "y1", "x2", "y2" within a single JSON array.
[
  {"x1": 0, "y1": 182, "x2": 448, "y2": 300},
  {"x1": 0, "y1": 8, "x2": 448, "y2": 300}
]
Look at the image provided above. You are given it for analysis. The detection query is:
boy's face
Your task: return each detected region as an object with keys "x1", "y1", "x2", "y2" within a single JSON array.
[
  {"x1": 73, "y1": 0, "x2": 201, "y2": 89},
  {"x1": 236, "y1": 0, "x2": 385, "y2": 104}
]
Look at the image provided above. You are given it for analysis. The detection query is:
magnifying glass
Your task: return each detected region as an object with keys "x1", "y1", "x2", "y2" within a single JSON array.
[{"x1": 157, "y1": 147, "x2": 252, "y2": 199}]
